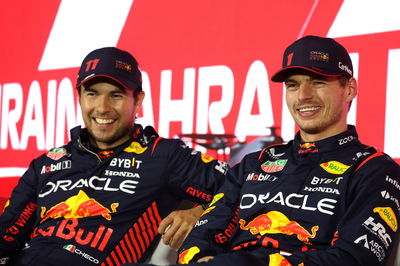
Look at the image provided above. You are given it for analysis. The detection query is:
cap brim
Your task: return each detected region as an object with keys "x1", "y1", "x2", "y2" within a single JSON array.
[
  {"x1": 76, "y1": 74, "x2": 136, "y2": 91},
  {"x1": 271, "y1": 66, "x2": 342, "y2": 82}
]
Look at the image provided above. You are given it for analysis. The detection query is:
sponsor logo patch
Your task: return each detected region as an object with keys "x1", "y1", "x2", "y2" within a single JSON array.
[
  {"x1": 47, "y1": 148, "x2": 68, "y2": 160},
  {"x1": 201, "y1": 154, "x2": 214, "y2": 163},
  {"x1": 354, "y1": 234, "x2": 386, "y2": 262},
  {"x1": 41, "y1": 160, "x2": 72, "y2": 174},
  {"x1": 178, "y1": 246, "x2": 200, "y2": 264},
  {"x1": 246, "y1": 172, "x2": 278, "y2": 182},
  {"x1": 261, "y1": 159, "x2": 288, "y2": 173},
  {"x1": 320, "y1": 161, "x2": 350, "y2": 175},
  {"x1": 381, "y1": 190, "x2": 400, "y2": 214},
  {"x1": 124, "y1": 141, "x2": 148, "y2": 154},
  {"x1": 374, "y1": 207, "x2": 398, "y2": 232},
  {"x1": 362, "y1": 216, "x2": 392, "y2": 249},
  {"x1": 309, "y1": 51, "x2": 329, "y2": 62}
]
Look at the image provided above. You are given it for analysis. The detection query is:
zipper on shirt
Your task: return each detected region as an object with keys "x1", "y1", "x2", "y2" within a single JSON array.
[{"x1": 77, "y1": 137, "x2": 102, "y2": 164}]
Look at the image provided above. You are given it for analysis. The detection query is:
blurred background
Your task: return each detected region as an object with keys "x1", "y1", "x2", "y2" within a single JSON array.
[{"x1": 0, "y1": 0, "x2": 399, "y2": 202}]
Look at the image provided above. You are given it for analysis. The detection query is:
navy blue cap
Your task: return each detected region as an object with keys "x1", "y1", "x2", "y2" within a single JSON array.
[
  {"x1": 271, "y1": 35, "x2": 353, "y2": 82},
  {"x1": 76, "y1": 47, "x2": 142, "y2": 91}
]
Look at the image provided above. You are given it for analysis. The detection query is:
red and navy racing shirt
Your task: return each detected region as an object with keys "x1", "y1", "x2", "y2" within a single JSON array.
[
  {"x1": 0, "y1": 124, "x2": 228, "y2": 265},
  {"x1": 179, "y1": 125, "x2": 400, "y2": 266}
]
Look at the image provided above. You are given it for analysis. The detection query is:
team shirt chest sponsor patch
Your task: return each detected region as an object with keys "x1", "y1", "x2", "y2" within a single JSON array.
[
  {"x1": 124, "y1": 141, "x2": 148, "y2": 154},
  {"x1": 261, "y1": 159, "x2": 288, "y2": 173},
  {"x1": 47, "y1": 147, "x2": 69, "y2": 160},
  {"x1": 320, "y1": 161, "x2": 350, "y2": 174},
  {"x1": 374, "y1": 207, "x2": 398, "y2": 232},
  {"x1": 246, "y1": 172, "x2": 278, "y2": 182}
]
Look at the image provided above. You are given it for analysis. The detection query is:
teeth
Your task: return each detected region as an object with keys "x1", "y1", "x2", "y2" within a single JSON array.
[
  {"x1": 299, "y1": 106, "x2": 320, "y2": 112},
  {"x1": 95, "y1": 118, "x2": 114, "y2": 124}
]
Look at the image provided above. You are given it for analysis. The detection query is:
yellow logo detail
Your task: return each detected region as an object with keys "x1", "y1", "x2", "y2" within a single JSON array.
[
  {"x1": 374, "y1": 207, "x2": 398, "y2": 232},
  {"x1": 3, "y1": 200, "x2": 10, "y2": 212},
  {"x1": 201, "y1": 154, "x2": 214, "y2": 163},
  {"x1": 269, "y1": 253, "x2": 291, "y2": 265},
  {"x1": 320, "y1": 161, "x2": 350, "y2": 174},
  {"x1": 124, "y1": 141, "x2": 148, "y2": 154},
  {"x1": 202, "y1": 193, "x2": 224, "y2": 215},
  {"x1": 178, "y1": 246, "x2": 200, "y2": 264}
]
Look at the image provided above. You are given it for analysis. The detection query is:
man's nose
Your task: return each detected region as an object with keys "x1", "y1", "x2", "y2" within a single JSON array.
[
  {"x1": 298, "y1": 84, "x2": 313, "y2": 100},
  {"x1": 96, "y1": 95, "x2": 112, "y2": 113}
]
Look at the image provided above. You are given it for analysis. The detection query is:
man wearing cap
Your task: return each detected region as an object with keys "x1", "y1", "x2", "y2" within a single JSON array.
[
  {"x1": 175, "y1": 36, "x2": 400, "y2": 265},
  {"x1": 0, "y1": 47, "x2": 230, "y2": 265}
]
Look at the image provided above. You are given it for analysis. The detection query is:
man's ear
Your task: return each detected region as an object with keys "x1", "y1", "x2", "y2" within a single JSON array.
[
  {"x1": 134, "y1": 91, "x2": 145, "y2": 114},
  {"x1": 346, "y1": 77, "x2": 358, "y2": 102}
]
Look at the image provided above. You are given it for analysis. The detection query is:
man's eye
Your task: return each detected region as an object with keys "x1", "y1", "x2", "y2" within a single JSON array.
[
  {"x1": 312, "y1": 81, "x2": 325, "y2": 86},
  {"x1": 285, "y1": 83, "x2": 297, "y2": 89},
  {"x1": 112, "y1": 94, "x2": 124, "y2": 98},
  {"x1": 86, "y1": 92, "x2": 96, "y2": 96}
]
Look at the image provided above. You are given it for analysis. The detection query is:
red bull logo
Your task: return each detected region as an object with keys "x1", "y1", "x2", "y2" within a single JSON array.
[
  {"x1": 98, "y1": 150, "x2": 114, "y2": 159},
  {"x1": 40, "y1": 190, "x2": 119, "y2": 222},
  {"x1": 298, "y1": 142, "x2": 318, "y2": 154},
  {"x1": 178, "y1": 246, "x2": 200, "y2": 264},
  {"x1": 239, "y1": 211, "x2": 319, "y2": 244},
  {"x1": 32, "y1": 219, "x2": 113, "y2": 251},
  {"x1": 269, "y1": 253, "x2": 291, "y2": 266}
]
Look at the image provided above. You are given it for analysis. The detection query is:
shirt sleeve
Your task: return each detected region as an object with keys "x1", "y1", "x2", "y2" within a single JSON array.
[
  {"x1": 164, "y1": 139, "x2": 230, "y2": 204},
  {"x1": 177, "y1": 153, "x2": 257, "y2": 264},
  {"x1": 0, "y1": 159, "x2": 40, "y2": 260},
  {"x1": 284, "y1": 153, "x2": 400, "y2": 266}
]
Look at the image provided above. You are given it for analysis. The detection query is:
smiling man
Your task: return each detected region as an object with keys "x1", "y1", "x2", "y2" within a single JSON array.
[
  {"x1": 0, "y1": 47, "x2": 229, "y2": 265},
  {"x1": 174, "y1": 36, "x2": 400, "y2": 266}
]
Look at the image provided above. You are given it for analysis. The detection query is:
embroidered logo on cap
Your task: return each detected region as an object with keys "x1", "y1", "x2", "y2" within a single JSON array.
[{"x1": 309, "y1": 51, "x2": 329, "y2": 62}]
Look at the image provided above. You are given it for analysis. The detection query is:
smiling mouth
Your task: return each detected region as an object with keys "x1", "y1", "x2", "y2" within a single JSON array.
[
  {"x1": 297, "y1": 106, "x2": 321, "y2": 113},
  {"x1": 94, "y1": 118, "x2": 115, "y2": 124}
]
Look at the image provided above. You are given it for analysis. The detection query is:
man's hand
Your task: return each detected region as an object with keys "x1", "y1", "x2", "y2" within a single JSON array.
[{"x1": 158, "y1": 205, "x2": 204, "y2": 250}]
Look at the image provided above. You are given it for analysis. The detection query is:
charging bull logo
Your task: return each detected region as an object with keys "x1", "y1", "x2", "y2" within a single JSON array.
[
  {"x1": 178, "y1": 246, "x2": 200, "y2": 264},
  {"x1": 269, "y1": 253, "x2": 302, "y2": 266},
  {"x1": 239, "y1": 211, "x2": 319, "y2": 244},
  {"x1": 269, "y1": 254, "x2": 305, "y2": 266},
  {"x1": 40, "y1": 190, "x2": 119, "y2": 222}
]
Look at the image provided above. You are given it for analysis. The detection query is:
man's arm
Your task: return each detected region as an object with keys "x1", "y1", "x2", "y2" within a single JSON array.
[
  {"x1": 176, "y1": 156, "x2": 249, "y2": 264},
  {"x1": 0, "y1": 160, "x2": 39, "y2": 262},
  {"x1": 282, "y1": 154, "x2": 400, "y2": 266},
  {"x1": 156, "y1": 139, "x2": 231, "y2": 250}
]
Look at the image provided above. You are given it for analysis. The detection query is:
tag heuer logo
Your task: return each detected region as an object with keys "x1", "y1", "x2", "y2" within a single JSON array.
[
  {"x1": 261, "y1": 159, "x2": 288, "y2": 173},
  {"x1": 47, "y1": 148, "x2": 68, "y2": 160}
]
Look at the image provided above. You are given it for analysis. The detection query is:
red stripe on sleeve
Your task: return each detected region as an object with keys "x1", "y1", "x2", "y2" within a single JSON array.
[
  {"x1": 151, "y1": 137, "x2": 163, "y2": 155},
  {"x1": 355, "y1": 152, "x2": 384, "y2": 172}
]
